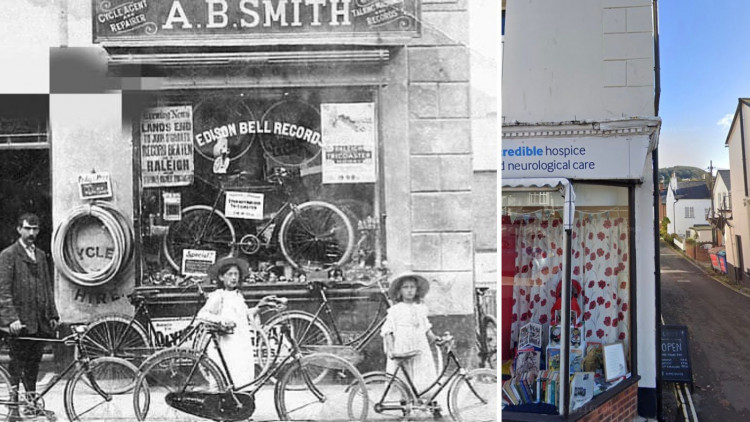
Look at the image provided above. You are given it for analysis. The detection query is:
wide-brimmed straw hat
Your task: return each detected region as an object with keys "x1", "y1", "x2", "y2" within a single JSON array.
[
  {"x1": 207, "y1": 256, "x2": 250, "y2": 282},
  {"x1": 388, "y1": 272, "x2": 431, "y2": 300}
]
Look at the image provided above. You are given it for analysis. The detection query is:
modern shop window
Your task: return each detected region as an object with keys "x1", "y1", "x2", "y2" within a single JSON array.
[
  {"x1": 130, "y1": 87, "x2": 382, "y2": 286},
  {"x1": 501, "y1": 184, "x2": 633, "y2": 415}
]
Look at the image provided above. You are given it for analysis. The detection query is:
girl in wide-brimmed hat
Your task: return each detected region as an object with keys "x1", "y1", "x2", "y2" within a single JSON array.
[
  {"x1": 198, "y1": 256, "x2": 282, "y2": 389},
  {"x1": 381, "y1": 272, "x2": 440, "y2": 391}
]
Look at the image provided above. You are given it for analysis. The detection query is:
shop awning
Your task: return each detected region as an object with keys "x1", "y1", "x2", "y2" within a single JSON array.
[{"x1": 502, "y1": 177, "x2": 576, "y2": 230}]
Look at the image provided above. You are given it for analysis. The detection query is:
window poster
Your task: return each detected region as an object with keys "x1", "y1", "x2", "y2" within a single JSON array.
[
  {"x1": 140, "y1": 105, "x2": 194, "y2": 188},
  {"x1": 181, "y1": 249, "x2": 216, "y2": 276},
  {"x1": 225, "y1": 191, "x2": 264, "y2": 220},
  {"x1": 321, "y1": 103, "x2": 376, "y2": 184}
]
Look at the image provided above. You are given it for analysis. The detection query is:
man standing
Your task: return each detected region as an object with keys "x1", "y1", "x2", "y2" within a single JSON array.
[{"x1": 0, "y1": 213, "x2": 59, "y2": 417}]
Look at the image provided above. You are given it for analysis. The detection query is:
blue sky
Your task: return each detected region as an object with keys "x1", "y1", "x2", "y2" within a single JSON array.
[{"x1": 658, "y1": 0, "x2": 750, "y2": 171}]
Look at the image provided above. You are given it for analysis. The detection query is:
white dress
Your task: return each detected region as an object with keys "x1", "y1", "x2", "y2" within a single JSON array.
[
  {"x1": 381, "y1": 302, "x2": 437, "y2": 391},
  {"x1": 197, "y1": 289, "x2": 256, "y2": 389}
]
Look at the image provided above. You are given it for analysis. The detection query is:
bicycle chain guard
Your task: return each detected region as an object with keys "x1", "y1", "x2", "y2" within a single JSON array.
[{"x1": 165, "y1": 391, "x2": 255, "y2": 421}]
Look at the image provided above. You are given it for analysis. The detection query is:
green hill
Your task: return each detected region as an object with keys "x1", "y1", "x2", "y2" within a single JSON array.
[{"x1": 658, "y1": 166, "x2": 707, "y2": 182}]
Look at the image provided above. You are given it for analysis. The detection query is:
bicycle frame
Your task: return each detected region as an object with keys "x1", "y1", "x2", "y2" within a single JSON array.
[
  {"x1": 286, "y1": 276, "x2": 392, "y2": 350},
  {"x1": 182, "y1": 321, "x2": 323, "y2": 400},
  {"x1": 0, "y1": 331, "x2": 112, "y2": 407}
]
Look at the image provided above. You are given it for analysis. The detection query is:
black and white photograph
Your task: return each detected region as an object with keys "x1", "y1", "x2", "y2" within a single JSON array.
[{"x1": 0, "y1": 1, "x2": 498, "y2": 421}]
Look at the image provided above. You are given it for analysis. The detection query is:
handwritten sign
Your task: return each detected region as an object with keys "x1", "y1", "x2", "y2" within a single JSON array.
[
  {"x1": 78, "y1": 172, "x2": 113, "y2": 200},
  {"x1": 181, "y1": 249, "x2": 216, "y2": 276},
  {"x1": 225, "y1": 191, "x2": 264, "y2": 220},
  {"x1": 661, "y1": 325, "x2": 693, "y2": 385},
  {"x1": 141, "y1": 105, "x2": 194, "y2": 188},
  {"x1": 321, "y1": 103, "x2": 376, "y2": 184}
]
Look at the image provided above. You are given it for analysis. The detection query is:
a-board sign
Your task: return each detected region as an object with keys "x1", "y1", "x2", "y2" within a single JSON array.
[{"x1": 661, "y1": 325, "x2": 693, "y2": 386}]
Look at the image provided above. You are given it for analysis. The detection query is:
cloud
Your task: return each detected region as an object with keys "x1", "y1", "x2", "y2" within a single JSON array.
[{"x1": 717, "y1": 113, "x2": 734, "y2": 130}]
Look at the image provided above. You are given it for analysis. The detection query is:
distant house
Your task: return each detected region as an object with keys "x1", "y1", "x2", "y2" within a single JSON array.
[
  {"x1": 709, "y1": 169, "x2": 731, "y2": 247},
  {"x1": 665, "y1": 172, "x2": 711, "y2": 238}
]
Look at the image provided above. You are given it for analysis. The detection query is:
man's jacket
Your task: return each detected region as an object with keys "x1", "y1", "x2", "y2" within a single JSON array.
[{"x1": 0, "y1": 241, "x2": 59, "y2": 335}]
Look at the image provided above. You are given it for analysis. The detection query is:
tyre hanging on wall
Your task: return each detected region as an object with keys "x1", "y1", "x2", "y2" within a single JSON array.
[{"x1": 52, "y1": 202, "x2": 134, "y2": 287}]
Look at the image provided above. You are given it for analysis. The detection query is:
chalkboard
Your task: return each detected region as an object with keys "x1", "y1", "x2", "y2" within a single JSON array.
[{"x1": 661, "y1": 325, "x2": 693, "y2": 387}]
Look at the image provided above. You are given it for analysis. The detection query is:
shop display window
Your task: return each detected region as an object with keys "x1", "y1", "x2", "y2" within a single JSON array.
[
  {"x1": 501, "y1": 184, "x2": 632, "y2": 414},
  {"x1": 130, "y1": 88, "x2": 382, "y2": 287}
]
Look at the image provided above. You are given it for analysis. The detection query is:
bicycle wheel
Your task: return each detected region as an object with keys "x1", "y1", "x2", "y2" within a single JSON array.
[
  {"x1": 349, "y1": 371, "x2": 412, "y2": 421},
  {"x1": 260, "y1": 99, "x2": 322, "y2": 167},
  {"x1": 64, "y1": 357, "x2": 139, "y2": 421},
  {"x1": 133, "y1": 348, "x2": 227, "y2": 421},
  {"x1": 482, "y1": 316, "x2": 498, "y2": 369},
  {"x1": 79, "y1": 315, "x2": 149, "y2": 364},
  {"x1": 279, "y1": 201, "x2": 355, "y2": 271},
  {"x1": 163, "y1": 205, "x2": 236, "y2": 271},
  {"x1": 274, "y1": 353, "x2": 368, "y2": 421},
  {"x1": 447, "y1": 368, "x2": 497, "y2": 422},
  {"x1": 0, "y1": 366, "x2": 15, "y2": 420},
  {"x1": 263, "y1": 311, "x2": 334, "y2": 387}
]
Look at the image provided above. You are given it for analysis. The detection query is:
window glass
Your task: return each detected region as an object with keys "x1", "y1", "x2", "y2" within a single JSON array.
[
  {"x1": 131, "y1": 88, "x2": 381, "y2": 287},
  {"x1": 501, "y1": 184, "x2": 631, "y2": 413}
]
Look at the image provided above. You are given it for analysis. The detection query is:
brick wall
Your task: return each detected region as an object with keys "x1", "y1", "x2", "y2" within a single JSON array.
[{"x1": 578, "y1": 382, "x2": 638, "y2": 422}]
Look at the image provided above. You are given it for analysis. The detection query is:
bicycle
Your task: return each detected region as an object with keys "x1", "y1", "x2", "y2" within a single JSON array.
[
  {"x1": 261, "y1": 268, "x2": 444, "y2": 375},
  {"x1": 0, "y1": 325, "x2": 138, "y2": 421},
  {"x1": 475, "y1": 287, "x2": 497, "y2": 369},
  {"x1": 132, "y1": 312, "x2": 370, "y2": 421},
  {"x1": 162, "y1": 168, "x2": 355, "y2": 274},
  {"x1": 79, "y1": 279, "x2": 272, "y2": 389},
  {"x1": 349, "y1": 333, "x2": 497, "y2": 421}
]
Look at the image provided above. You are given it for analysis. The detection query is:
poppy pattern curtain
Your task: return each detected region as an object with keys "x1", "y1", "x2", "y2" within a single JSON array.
[{"x1": 509, "y1": 212, "x2": 630, "y2": 351}]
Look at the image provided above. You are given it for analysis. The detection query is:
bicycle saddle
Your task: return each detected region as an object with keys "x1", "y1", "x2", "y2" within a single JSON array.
[
  {"x1": 391, "y1": 350, "x2": 421, "y2": 361},
  {"x1": 129, "y1": 288, "x2": 160, "y2": 302}
]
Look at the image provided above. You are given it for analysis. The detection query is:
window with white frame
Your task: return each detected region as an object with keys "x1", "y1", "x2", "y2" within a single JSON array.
[
  {"x1": 705, "y1": 208, "x2": 710, "y2": 219},
  {"x1": 685, "y1": 206, "x2": 694, "y2": 218}
]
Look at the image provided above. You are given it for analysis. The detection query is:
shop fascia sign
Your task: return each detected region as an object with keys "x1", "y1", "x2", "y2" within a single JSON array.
[
  {"x1": 92, "y1": 0, "x2": 421, "y2": 46},
  {"x1": 501, "y1": 136, "x2": 651, "y2": 180}
]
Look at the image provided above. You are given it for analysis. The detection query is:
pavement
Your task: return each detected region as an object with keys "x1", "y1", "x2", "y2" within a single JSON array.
[{"x1": 0, "y1": 374, "x2": 465, "y2": 422}]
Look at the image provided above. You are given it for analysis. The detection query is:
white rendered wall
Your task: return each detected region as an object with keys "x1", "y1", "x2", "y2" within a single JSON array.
[
  {"x1": 727, "y1": 104, "x2": 750, "y2": 273},
  {"x1": 669, "y1": 199, "x2": 711, "y2": 238},
  {"x1": 502, "y1": 0, "x2": 655, "y2": 123},
  {"x1": 635, "y1": 151, "x2": 656, "y2": 389}
]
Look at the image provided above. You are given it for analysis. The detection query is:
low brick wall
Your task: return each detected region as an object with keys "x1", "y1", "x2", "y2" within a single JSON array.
[{"x1": 578, "y1": 381, "x2": 638, "y2": 422}]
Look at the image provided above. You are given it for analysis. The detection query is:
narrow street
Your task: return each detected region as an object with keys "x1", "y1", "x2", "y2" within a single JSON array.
[{"x1": 661, "y1": 241, "x2": 750, "y2": 421}]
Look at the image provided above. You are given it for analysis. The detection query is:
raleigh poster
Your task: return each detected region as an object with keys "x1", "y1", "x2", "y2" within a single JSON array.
[{"x1": 141, "y1": 105, "x2": 194, "y2": 188}]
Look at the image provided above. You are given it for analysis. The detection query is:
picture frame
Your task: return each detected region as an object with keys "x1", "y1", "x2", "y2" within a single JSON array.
[
  {"x1": 602, "y1": 342, "x2": 628, "y2": 381},
  {"x1": 583, "y1": 342, "x2": 604, "y2": 374}
]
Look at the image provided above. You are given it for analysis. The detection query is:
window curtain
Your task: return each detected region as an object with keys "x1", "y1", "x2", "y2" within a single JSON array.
[{"x1": 510, "y1": 212, "x2": 630, "y2": 351}]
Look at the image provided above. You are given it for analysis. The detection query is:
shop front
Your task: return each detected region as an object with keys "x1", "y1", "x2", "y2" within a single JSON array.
[
  {"x1": 42, "y1": 0, "x2": 494, "y2": 380},
  {"x1": 501, "y1": 119, "x2": 661, "y2": 420}
]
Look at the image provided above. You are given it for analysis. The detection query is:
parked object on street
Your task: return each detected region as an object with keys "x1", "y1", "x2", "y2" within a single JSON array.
[
  {"x1": 132, "y1": 310, "x2": 370, "y2": 421},
  {"x1": 78, "y1": 276, "x2": 272, "y2": 385},
  {"x1": 0, "y1": 324, "x2": 137, "y2": 421},
  {"x1": 351, "y1": 333, "x2": 497, "y2": 422},
  {"x1": 262, "y1": 267, "x2": 443, "y2": 372}
]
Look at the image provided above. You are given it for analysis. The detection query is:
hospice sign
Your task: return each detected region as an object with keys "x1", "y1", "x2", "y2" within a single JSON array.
[{"x1": 501, "y1": 137, "x2": 650, "y2": 180}]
